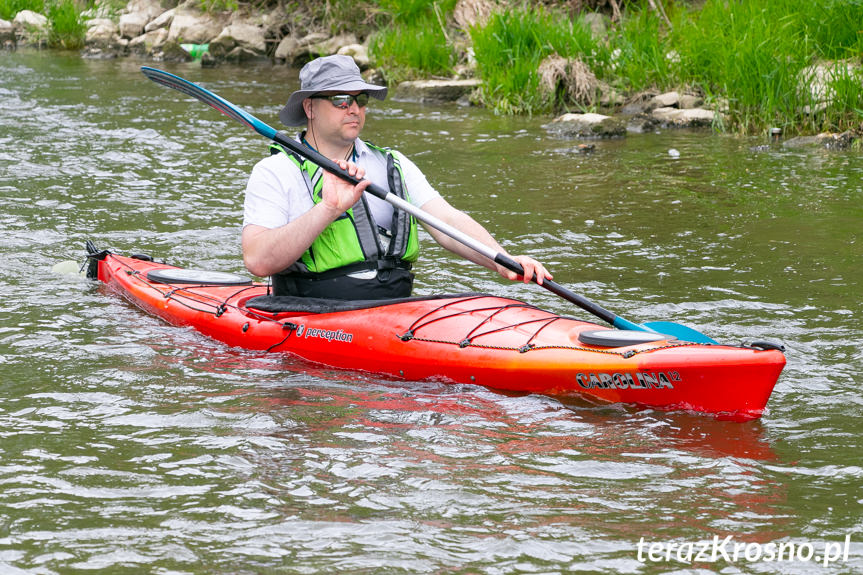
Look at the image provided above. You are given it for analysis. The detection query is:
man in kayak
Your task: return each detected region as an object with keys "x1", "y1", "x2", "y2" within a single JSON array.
[{"x1": 242, "y1": 54, "x2": 551, "y2": 299}]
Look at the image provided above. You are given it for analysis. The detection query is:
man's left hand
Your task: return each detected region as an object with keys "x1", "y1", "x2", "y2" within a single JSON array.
[{"x1": 498, "y1": 255, "x2": 553, "y2": 285}]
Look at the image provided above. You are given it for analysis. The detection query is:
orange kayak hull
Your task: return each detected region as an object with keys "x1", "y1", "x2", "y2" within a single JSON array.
[{"x1": 91, "y1": 252, "x2": 785, "y2": 421}]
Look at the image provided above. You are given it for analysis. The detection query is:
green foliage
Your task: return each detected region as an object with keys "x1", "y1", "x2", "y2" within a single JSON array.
[
  {"x1": 375, "y1": 0, "x2": 457, "y2": 26},
  {"x1": 0, "y1": 0, "x2": 44, "y2": 20},
  {"x1": 369, "y1": 15, "x2": 456, "y2": 84},
  {"x1": 469, "y1": 5, "x2": 604, "y2": 115},
  {"x1": 198, "y1": 0, "x2": 237, "y2": 11},
  {"x1": 1, "y1": 0, "x2": 86, "y2": 49},
  {"x1": 368, "y1": 0, "x2": 459, "y2": 84},
  {"x1": 460, "y1": 0, "x2": 862, "y2": 129},
  {"x1": 670, "y1": 0, "x2": 862, "y2": 133},
  {"x1": 799, "y1": 0, "x2": 863, "y2": 60},
  {"x1": 610, "y1": 5, "x2": 676, "y2": 92},
  {"x1": 819, "y1": 65, "x2": 863, "y2": 132},
  {"x1": 46, "y1": 0, "x2": 86, "y2": 49}
]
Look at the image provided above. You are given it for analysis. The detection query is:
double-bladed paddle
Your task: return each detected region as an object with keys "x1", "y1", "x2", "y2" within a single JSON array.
[{"x1": 140, "y1": 66, "x2": 718, "y2": 344}]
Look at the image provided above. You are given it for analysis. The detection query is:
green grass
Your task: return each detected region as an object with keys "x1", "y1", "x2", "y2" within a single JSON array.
[
  {"x1": 469, "y1": 5, "x2": 605, "y2": 115},
  {"x1": 46, "y1": 0, "x2": 87, "y2": 49},
  {"x1": 670, "y1": 0, "x2": 863, "y2": 133},
  {"x1": 0, "y1": 0, "x2": 44, "y2": 20},
  {"x1": 2, "y1": 0, "x2": 87, "y2": 49},
  {"x1": 369, "y1": 15, "x2": 456, "y2": 84},
  {"x1": 464, "y1": 0, "x2": 862, "y2": 132},
  {"x1": 609, "y1": 5, "x2": 677, "y2": 93},
  {"x1": 368, "y1": 0, "x2": 459, "y2": 84},
  {"x1": 4, "y1": 0, "x2": 860, "y2": 134}
]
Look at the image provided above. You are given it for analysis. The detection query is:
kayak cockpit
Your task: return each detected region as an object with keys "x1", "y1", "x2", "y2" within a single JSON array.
[{"x1": 242, "y1": 292, "x2": 488, "y2": 314}]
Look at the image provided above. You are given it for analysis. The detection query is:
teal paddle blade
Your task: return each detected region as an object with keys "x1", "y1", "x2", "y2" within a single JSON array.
[{"x1": 643, "y1": 321, "x2": 719, "y2": 344}]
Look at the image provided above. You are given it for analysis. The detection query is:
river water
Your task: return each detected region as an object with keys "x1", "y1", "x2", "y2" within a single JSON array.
[{"x1": 1, "y1": 50, "x2": 861, "y2": 573}]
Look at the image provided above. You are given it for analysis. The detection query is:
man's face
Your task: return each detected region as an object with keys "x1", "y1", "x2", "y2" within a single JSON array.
[{"x1": 307, "y1": 92, "x2": 368, "y2": 144}]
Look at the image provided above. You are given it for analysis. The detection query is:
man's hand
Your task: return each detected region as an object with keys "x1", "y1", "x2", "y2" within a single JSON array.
[
  {"x1": 320, "y1": 159, "x2": 371, "y2": 215},
  {"x1": 498, "y1": 254, "x2": 553, "y2": 285}
]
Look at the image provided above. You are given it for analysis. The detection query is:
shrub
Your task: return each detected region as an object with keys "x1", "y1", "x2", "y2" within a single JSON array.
[
  {"x1": 46, "y1": 0, "x2": 87, "y2": 50},
  {"x1": 470, "y1": 4, "x2": 605, "y2": 115},
  {"x1": 368, "y1": 0, "x2": 459, "y2": 84}
]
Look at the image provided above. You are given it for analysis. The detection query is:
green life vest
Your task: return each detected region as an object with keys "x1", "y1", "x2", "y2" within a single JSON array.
[{"x1": 269, "y1": 139, "x2": 419, "y2": 279}]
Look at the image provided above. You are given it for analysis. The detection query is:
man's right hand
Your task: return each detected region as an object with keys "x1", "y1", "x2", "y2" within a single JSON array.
[{"x1": 320, "y1": 159, "x2": 371, "y2": 216}]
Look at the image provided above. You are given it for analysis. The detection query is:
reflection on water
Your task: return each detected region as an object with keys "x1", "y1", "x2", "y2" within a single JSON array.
[{"x1": 1, "y1": 50, "x2": 862, "y2": 573}]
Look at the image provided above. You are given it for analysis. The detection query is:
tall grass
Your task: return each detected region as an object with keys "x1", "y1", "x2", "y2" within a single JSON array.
[
  {"x1": 46, "y1": 0, "x2": 87, "y2": 49},
  {"x1": 0, "y1": 0, "x2": 44, "y2": 20},
  {"x1": 609, "y1": 6, "x2": 677, "y2": 93},
  {"x1": 470, "y1": 5, "x2": 605, "y2": 115},
  {"x1": 799, "y1": 0, "x2": 863, "y2": 60},
  {"x1": 368, "y1": 0, "x2": 458, "y2": 84},
  {"x1": 463, "y1": 0, "x2": 862, "y2": 132},
  {"x1": 671, "y1": 0, "x2": 863, "y2": 133},
  {"x1": 370, "y1": 16, "x2": 455, "y2": 83},
  {"x1": 2, "y1": 0, "x2": 87, "y2": 50}
]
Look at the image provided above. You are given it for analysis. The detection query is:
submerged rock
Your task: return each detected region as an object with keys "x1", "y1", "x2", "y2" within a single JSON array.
[
  {"x1": 546, "y1": 113, "x2": 626, "y2": 138},
  {"x1": 394, "y1": 79, "x2": 481, "y2": 103},
  {"x1": 651, "y1": 107, "x2": 721, "y2": 128},
  {"x1": 784, "y1": 131, "x2": 860, "y2": 150}
]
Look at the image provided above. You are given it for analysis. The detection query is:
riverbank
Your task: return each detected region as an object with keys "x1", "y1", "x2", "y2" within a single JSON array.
[{"x1": 2, "y1": 0, "x2": 861, "y2": 144}]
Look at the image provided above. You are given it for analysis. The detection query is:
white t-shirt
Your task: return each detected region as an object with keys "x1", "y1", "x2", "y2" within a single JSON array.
[{"x1": 243, "y1": 137, "x2": 440, "y2": 232}]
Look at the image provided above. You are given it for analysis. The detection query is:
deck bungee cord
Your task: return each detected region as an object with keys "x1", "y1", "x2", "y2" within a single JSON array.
[{"x1": 90, "y1": 244, "x2": 696, "y2": 358}]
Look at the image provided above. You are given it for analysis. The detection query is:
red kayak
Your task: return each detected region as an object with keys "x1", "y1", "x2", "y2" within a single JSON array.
[{"x1": 86, "y1": 245, "x2": 786, "y2": 421}]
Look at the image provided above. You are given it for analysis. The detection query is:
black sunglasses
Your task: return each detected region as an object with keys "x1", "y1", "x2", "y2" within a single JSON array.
[{"x1": 311, "y1": 93, "x2": 370, "y2": 109}]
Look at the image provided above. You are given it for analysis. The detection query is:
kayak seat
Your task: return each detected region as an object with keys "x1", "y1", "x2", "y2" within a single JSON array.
[{"x1": 245, "y1": 293, "x2": 492, "y2": 314}]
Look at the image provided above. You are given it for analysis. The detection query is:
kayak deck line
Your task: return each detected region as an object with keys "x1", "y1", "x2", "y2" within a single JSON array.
[
  {"x1": 86, "y1": 244, "x2": 787, "y2": 421},
  {"x1": 393, "y1": 297, "x2": 700, "y2": 358},
  {"x1": 109, "y1": 253, "x2": 698, "y2": 359}
]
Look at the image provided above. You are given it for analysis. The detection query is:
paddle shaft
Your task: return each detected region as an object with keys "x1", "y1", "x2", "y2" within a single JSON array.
[{"x1": 140, "y1": 66, "x2": 646, "y2": 332}]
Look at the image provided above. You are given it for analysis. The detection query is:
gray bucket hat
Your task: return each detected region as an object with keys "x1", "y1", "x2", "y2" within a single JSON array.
[{"x1": 278, "y1": 55, "x2": 388, "y2": 126}]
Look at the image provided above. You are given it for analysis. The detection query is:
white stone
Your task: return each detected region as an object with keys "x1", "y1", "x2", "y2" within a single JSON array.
[
  {"x1": 799, "y1": 60, "x2": 861, "y2": 105},
  {"x1": 337, "y1": 44, "x2": 369, "y2": 69},
  {"x1": 554, "y1": 112, "x2": 611, "y2": 125},
  {"x1": 0, "y1": 19, "x2": 14, "y2": 43},
  {"x1": 13, "y1": 10, "x2": 48, "y2": 31},
  {"x1": 124, "y1": 0, "x2": 163, "y2": 17},
  {"x1": 119, "y1": 12, "x2": 150, "y2": 39},
  {"x1": 128, "y1": 27, "x2": 168, "y2": 53},
  {"x1": 274, "y1": 35, "x2": 298, "y2": 61},
  {"x1": 167, "y1": 9, "x2": 226, "y2": 44},
  {"x1": 86, "y1": 19, "x2": 118, "y2": 44},
  {"x1": 651, "y1": 91, "x2": 680, "y2": 109},
  {"x1": 213, "y1": 22, "x2": 266, "y2": 53},
  {"x1": 652, "y1": 107, "x2": 719, "y2": 127},
  {"x1": 145, "y1": 8, "x2": 174, "y2": 33}
]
